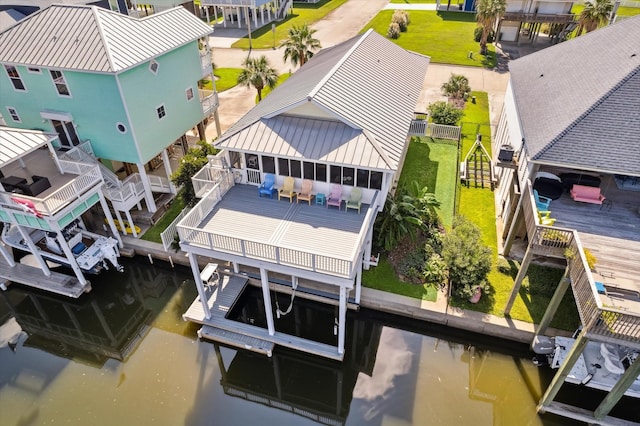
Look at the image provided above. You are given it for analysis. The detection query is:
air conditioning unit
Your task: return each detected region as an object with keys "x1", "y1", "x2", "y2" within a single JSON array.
[{"x1": 498, "y1": 144, "x2": 514, "y2": 162}]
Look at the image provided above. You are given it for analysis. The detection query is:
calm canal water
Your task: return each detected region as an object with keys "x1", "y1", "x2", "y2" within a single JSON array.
[{"x1": 0, "y1": 257, "x2": 633, "y2": 425}]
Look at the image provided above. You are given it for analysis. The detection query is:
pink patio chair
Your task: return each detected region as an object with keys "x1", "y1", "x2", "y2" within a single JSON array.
[{"x1": 326, "y1": 184, "x2": 343, "y2": 210}]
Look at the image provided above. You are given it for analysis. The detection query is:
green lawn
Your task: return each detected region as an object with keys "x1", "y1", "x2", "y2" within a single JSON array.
[
  {"x1": 361, "y1": 11, "x2": 497, "y2": 68},
  {"x1": 141, "y1": 195, "x2": 187, "y2": 244},
  {"x1": 453, "y1": 92, "x2": 580, "y2": 331},
  {"x1": 571, "y1": 4, "x2": 640, "y2": 17},
  {"x1": 213, "y1": 68, "x2": 242, "y2": 92},
  {"x1": 231, "y1": 0, "x2": 348, "y2": 49},
  {"x1": 390, "y1": 0, "x2": 437, "y2": 3},
  {"x1": 362, "y1": 259, "x2": 438, "y2": 301}
]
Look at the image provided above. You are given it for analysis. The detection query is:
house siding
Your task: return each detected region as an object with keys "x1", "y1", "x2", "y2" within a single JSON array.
[{"x1": 119, "y1": 42, "x2": 205, "y2": 164}]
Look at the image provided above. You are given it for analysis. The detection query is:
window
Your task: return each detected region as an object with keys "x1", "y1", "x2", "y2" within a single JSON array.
[
  {"x1": 330, "y1": 165, "x2": 341, "y2": 184},
  {"x1": 27, "y1": 67, "x2": 41, "y2": 74},
  {"x1": 4, "y1": 65, "x2": 25, "y2": 91},
  {"x1": 277, "y1": 158, "x2": 289, "y2": 176},
  {"x1": 186, "y1": 87, "x2": 194, "y2": 101},
  {"x1": 245, "y1": 153, "x2": 259, "y2": 169},
  {"x1": 50, "y1": 70, "x2": 70, "y2": 96},
  {"x1": 156, "y1": 105, "x2": 166, "y2": 120},
  {"x1": 6, "y1": 107, "x2": 20, "y2": 122},
  {"x1": 290, "y1": 160, "x2": 301, "y2": 178},
  {"x1": 315, "y1": 163, "x2": 327, "y2": 182},
  {"x1": 229, "y1": 151, "x2": 241, "y2": 168},
  {"x1": 262, "y1": 155, "x2": 275, "y2": 174},
  {"x1": 303, "y1": 161, "x2": 314, "y2": 180},
  {"x1": 342, "y1": 167, "x2": 354, "y2": 186},
  {"x1": 370, "y1": 171, "x2": 383, "y2": 190},
  {"x1": 116, "y1": 122, "x2": 127, "y2": 134},
  {"x1": 149, "y1": 60, "x2": 159, "y2": 74},
  {"x1": 357, "y1": 169, "x2": 370, "y2": 188}
]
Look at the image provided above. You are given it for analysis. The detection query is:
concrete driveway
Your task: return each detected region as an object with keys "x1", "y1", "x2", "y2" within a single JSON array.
[{"x1": 205, "y1": 0, "x2": 509, "y2": 141}]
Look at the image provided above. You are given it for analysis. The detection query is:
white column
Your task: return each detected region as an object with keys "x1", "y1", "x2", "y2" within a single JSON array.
[
  {"x1": 189, "y1": 252, "x2": 212, "y2": 319},
  {"x1": 253, "y1": 6, "x2": 257, "y2": 28},
  {"x1": 114, "y1": 209, "x2": 126, "y2": 236},
  {"x1": 99, "y1": 192, "x2": 122, "y2": 248},
  {"x1": 56, "y1": 231, "x2": 87, "y2": 286},
  {"x1": 125, "y1": 209, "x2": 138, "y2": 238},
  {"x1": 355, "y1": 266, "x2": 362, "y2": 305},
  {"x1": 16, "y1": 225, "x2": 50, "y2": 276},
  {"x1": 267, "y1": 6, "x2": 271, "y2": 21},
  {"x1": 214, "y1": 6, "x2": 218, "y2": 23},
  {"x1": 205, "y1": 6, "x2": 210, "y2": 25},
  {"x1": 338, "y1": 285, "x2": 347, "y2": 355},
  {"x1": 47, "y1": 142, "x2": 63, "y2": 174},
  {"x1": 161, "y1": 148, "x2": 177, "y2": 194},
  {"x1": 237, "y1": 7, "x2": 241, "y2": 28},
  {"x1": 222, "y1": 7, "x2": 227, "y2": 27},
  {"x1": 232, "y1": 262, "x2": 239, "y2": 273},
  {"x1": 363, "y1": 225, "x2": 373, "y2": 270},
  {"x1": 0, "y1": 241, "x2": 15, "y2": 266},
  {"x1": 260, "y1": 268, "x2": 276, "y2": 335},
  {"x1": 136, "y1": 162, "x2": 157, "y2": 212},
  {"x1": 261, "y1": 6, "x2": 265, "y2": 25}
]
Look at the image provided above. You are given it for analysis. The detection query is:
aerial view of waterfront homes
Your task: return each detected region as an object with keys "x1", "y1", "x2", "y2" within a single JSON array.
[{"x1": 0, "y1": 0, "x2": 639, "y2": 424}]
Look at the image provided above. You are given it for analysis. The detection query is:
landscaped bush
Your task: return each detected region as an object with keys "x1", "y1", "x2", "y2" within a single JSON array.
[
  {"x1": 170, "y1": 140, "x2": 218, "y2": 206},
  {"x1": 428, "y1": 101, "x2": 464, "y2": 126},
  {"x1": 441, "y1": 74, "x2": 471, "y2": 99},
  {"x1": 387, "y1": 22, "x2": 401, "y2": 39},
  {"x1": 474, "y1": 26, "x2": 495, "y2": 43},
  {"x1": 442, "y1": 215, "x2": 492, "y2": 300},
  {"x1": 392, "y1": 10, "x2": 410, "y2": 32}
]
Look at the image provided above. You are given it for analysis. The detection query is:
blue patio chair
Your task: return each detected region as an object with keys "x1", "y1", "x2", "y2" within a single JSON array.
[
  {"x1": 258, "y1": 173, "x2": 276, "y2": 198},
  {"x1": 534, "y1": 189, "x2": 552, "y2": 211}
]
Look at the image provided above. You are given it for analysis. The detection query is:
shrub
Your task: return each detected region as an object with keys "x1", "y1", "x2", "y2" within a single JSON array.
[
  {"x1": 442, "y1": 216, "x2": 492, "y2": 300},
  {"x1": 397, "y1": 250, "x2": 426, "y2": 282},
  {"x1": 170, "y1": 140, "x2": 218, "y2": 206},
  {"x1": 392, "y1": 10, "x2": 410, "y2": 32},
  {"x1": 387, "y1": 22, "x2": 400, "y2": 39},
  {"x1": 428, "y1": 101, "x2": 464, "y2": 126},
  {"x1": 496, "y1": 257, "x2": 511, "y2": 275},
  {"x1": 423, "y1": 253, "x2": 448, "y2": 288},
  {"x1": 474, "y1": 26, "x2": 495, "y2": 43},
  {"x1": 441, "y1": 74, "x2": 471, "y2": 99}
]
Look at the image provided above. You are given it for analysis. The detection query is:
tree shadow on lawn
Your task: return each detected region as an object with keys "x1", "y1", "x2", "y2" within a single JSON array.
[{"x1": 436, "y1": 11, "x2": 476, "y2": 23}]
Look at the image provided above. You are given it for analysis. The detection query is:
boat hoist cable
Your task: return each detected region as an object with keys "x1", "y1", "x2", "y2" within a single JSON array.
[{"x1": 275, "y1": 280, "x2": 297, "y2": 319}]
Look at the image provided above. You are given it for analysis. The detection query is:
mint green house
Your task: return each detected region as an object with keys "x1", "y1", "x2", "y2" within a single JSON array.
[{"x1": 0, "y1": 4, "x2": 219, "y2": 229}]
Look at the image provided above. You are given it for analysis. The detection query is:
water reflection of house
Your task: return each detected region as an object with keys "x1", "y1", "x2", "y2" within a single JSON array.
[
  {"x1": 212, "y1": 311, "x2": 381, "y2": 426},
  {"x1": 1, "y1": 284, "x2": 152, "y2": 367}
]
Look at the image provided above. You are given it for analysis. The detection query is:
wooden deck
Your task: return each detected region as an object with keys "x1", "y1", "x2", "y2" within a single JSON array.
[
  {"x1": 548, "y1": 174, "x2": 640, "y2": 298},
  {"x1": 0, "y1": 255, "x2": 89, "y2": 298},
  {"x1": 183, "y1": 273, "x2": 344, "y2": 361},
  {"x1": 199, "y1": 184, "x2": 369, "y2": 262}
]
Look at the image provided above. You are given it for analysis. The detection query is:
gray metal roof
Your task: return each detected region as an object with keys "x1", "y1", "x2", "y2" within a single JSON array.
[
  {"x1": 0, "y1": 126, "x2": 57, "y2": 167},
  {"x1": 509, "y1": 15, "x2": 640, "y2": 175},
  {"x1": 216, "y1": 29, "x2": 430, "y2": 171},
  {"x1": 0, "y1": 5, "x2": 213, "y2": 73}
]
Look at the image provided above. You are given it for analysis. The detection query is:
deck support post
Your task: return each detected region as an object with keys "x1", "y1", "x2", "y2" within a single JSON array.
[
  {"x1": 355, "y1": 261, "x2": 362, "y2": 305},
  {"x1": 136, "y1": 162, "x2": 157, "y2": 213},
  {"x1": 232, "y1": 262, "x2": 239, "y2": 274},
  {"x1": 125, "y1": 209, "x2": 138, "y2": 238},
  {"x1": 161, "y1": 148, "x2": 177, "y2": 194},
  {"x1": 535, "y1": 270, "x2": 570, "y2": 336},
  {"x1": 189, "y1": 253, "x2": 211, "y2": 319},
  {"x1": 503, "y1": 191, "x2": 524, "y2": 256},
  {"x1": 504, "y1": 245, "x2": 533, "y2": 315},
  {"x1": 260, "y1": 268, "x2": 276, "y2": 336},
  {"x1": 55, "y1": 230, "x2": 87, "y2": 285},
  {"x1": 16, "y1": 225, "x2": 50, "y2": 276},
  {"x1": 594, "y1": 355, "x2": 640, "y2": 420},
  {"x1": 0, "y1": 240, "x2": 15, "y2": 266},
  {"x1": 113, "y1": 209, "x2": 126, "y2": 236},
  {"x1": 363, "y1": 225, "x2": 373, "y2": 270},
  {"x1": 100, "y1": 192, "x2": 123, "y2": 248},
  {"x1": 538, "y1": 329, "x2": 589, "y2": 410},
  {"x1": 338, "y1": 285, "x2": 347, "y2": 355}
]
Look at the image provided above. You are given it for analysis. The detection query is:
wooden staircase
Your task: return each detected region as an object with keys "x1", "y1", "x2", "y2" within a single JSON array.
[{"x1": 460, "y1": 135, "x2": 495, "y2": 190}]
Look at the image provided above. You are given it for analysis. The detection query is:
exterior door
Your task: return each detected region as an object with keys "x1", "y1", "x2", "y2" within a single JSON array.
[{"x1": 52, "y1": 119, "x2": 81, "y2": 149}]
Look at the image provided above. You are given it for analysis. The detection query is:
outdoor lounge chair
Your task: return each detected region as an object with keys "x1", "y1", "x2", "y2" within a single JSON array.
[
  {"x1": 258, "y1": 173, "x2": 276, "y2": 198},
  {"x1": 297, "y1": 179, "x2": 314, "y2": 205},
  {"x1": 345, "y1": 187, "x2": 362, "y2": 213},
  {"x1": 538, "y1": 210, "x2": 556, "y2": 226},
  {"x1": 326, "y1": 184, "x2": 342, "y2": 210},
  {"x1": 278, "y1": 176, "x2": 296, "y2": 203},
  {"x1": 533, "y1": 189, "x2": 552, "y2": 211}
]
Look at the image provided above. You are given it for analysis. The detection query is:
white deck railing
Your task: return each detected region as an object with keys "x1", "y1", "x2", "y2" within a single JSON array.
[
  {"x1": 149, "y1": 175, "x2": 172, "y2": 194},
  {"x1": 160, "y1": 207, "x2": 191, "y2": 251},
  {"x1": 103, "y1": 173, "x2": 145, "y2": 205},
  {"x1": 0, "y1": 164, "x2": 103, "y2": 217},
  {"x1": 200, "y1": 90, "x2": 219, "y2": 117}
]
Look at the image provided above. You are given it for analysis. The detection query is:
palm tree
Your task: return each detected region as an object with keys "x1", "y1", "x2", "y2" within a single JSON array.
[
  {"x1": 475, "y1": 0, "x2": 506, "y2": 55},
  {"x1": 237, "y1": 55, "x2": 279, "y2": 102},
  {"x1": 280, "y1": 24, "x2": 322, "y2": 67},
  {"x1": 441, "y1": 74, "x2": 471, "y2": 99},
  {"x1": 577, "y1": 0, "x2": 613, "y2": 35}
]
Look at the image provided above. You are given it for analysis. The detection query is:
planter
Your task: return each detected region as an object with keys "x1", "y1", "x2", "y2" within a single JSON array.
[{"x1": 469, "y1": 287, "x2": 482, "y2": 303}]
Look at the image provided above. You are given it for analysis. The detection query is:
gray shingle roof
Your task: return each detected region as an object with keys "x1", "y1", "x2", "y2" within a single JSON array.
[
  {"x1": 509, "y1": 15, "x2": 640, "y2": 175},
  {"x1": 0, "y1": 5, "x2": 213, "y2": 73},
  {"x1": 216, "y1": 29, "x2": 430, "y2": 171}
]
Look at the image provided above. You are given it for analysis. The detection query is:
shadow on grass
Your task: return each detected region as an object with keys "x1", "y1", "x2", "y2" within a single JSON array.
[
  {"x1": 243, "y1": 14, "x2": 300, "y2": 40},
  {"x1": 293, "y1": 0, "x2": 334, "y2": 10},
  {"x1": 436, "y1": 11, "x2": 476, "y2": 23},
  {"x1": 450, "y1": 276, "x2": 497, "y2": 313}
]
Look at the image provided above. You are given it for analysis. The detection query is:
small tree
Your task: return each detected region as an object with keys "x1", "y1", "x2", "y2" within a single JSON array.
[
  {"x1": 428, "y1": 101, "x2": 464, "y2": 126},
  {"x1": 387, "y1": 22, "x2": 401, "y2": 39},
  {"x1": 392, "y1": 10, "x2": 410, "y2": 32},
  {"x1": 237, "y1": 55, "x2": 279, "y2": 102},
  {"x1": 577, "y1": 0, "x2": 614, "y2": 35},
  {"x1": 442, "y1": 216, "x2": 492, "y2": 300},
  {"x1": 280, "y1": 23, "x2": 321, "y2": 67},
  {"x1": 171, "y1": 141, "x2": 218, "y2": 206},
  {"x1": 475, "y1": 0, "x2": 506, "y2": 55},
  {"x1": 441, "y1": 74, "x2": 471, "y2": 99}
]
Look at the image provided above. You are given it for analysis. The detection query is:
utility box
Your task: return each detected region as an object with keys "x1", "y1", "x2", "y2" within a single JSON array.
[{"x1": 498, "y1": 144, "x2": 514, "y2": 162}]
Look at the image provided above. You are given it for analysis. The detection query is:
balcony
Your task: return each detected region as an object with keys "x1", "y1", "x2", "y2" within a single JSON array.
[
  {"x1": 502, "y1": 12, "x2": 575, "y2": 24},
  {"x1": 200, "y1": 50, "x2": 212, "y2": 78},
  {"x1": 200, "y1": 89, "x2": 219, "y2": 117}
]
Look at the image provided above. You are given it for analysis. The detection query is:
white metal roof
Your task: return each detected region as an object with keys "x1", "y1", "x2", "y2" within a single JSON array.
[
  {"x1": 216, "y1": 29, "x2": 430, "y2": 171},
  {"x1": 0, "y1": 126, "x2": 57, "y2": 167},
  {"x1": 0, "y1": 5, "x2": 213, "y2": 73}
]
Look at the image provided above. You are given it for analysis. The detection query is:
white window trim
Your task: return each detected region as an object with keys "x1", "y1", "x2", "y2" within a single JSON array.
[
  {"x1": 27, "y1": 67, "x2": 42, "y2": 74},
  {"x1": 149, "y1": 60, "x2": 159, "y2": 75},
  {"x1": 4, "y1": 65, "x2": 27, "y2": 92},
  {"x1": 0, "y1": 113, "x2": 5, "y2": 126},
  {"x1": 156, "y1": 104, "x2": 166, "y2": 120},
  {"x1": 6, "y1": 106, "x2": 21, "y2": 123},
  {"x1": 50, "y1": 69, "x2": 71, "y2": 97},
  {"x1": 116, "y1": 122, "x2": 128, "y2": 134},
  {"x1": 186, "y1": 87, "x2": 194, "y2": 102}
]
